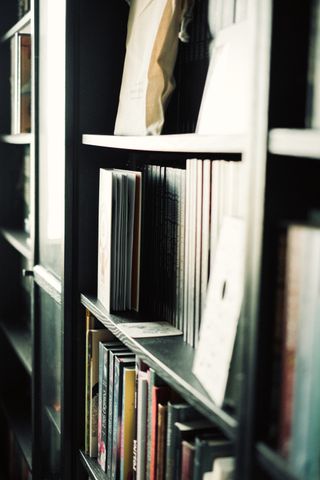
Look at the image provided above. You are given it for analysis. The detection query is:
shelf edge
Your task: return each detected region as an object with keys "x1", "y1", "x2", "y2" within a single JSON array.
[
  {"x1": 269, "y1": 129, "x2": 320, "y2": 158},
  {"x1": 82, "y1": 133, "x2": 245, "y2": 154},
  {"x1": 1, "y1": 12, "x2": 32, "y2": 42},
  {"x1": 1, "y1": 228, "x2": 32, "y2": 260}
]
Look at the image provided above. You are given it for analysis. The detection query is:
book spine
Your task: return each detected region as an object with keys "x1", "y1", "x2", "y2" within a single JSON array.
[
  {"x1": 183, "y1": 161, "x2": 191, "y2": 342},
  {"x1": 84, "y1": 330, "x2": 92, "y2": 454},
  {"x1": 165, "y1": 402, "x2": 177, "y2": 480},
  {"x1": 136, "y1": 371, "x2": 148, "y2": 480},
  {"x1": 194, "y1": 160, "x2": 203, "y2": 347},
  {"x1": 289, "y1": 228, "x2": 320, "y2": 479},
  {"x1": 156, "y1": 404, "x2": 167, "y2": 480},
  {"x1": 181, "y1": 441, "x2": 194, "y2": 480},
  {"x1": 179, "y1": 169, "x2": 186, "y2": 332},
  {"x1": 120, "y1": 368, "x2": 135, "y2": 480},
  {"x1": 147, "y1": 369, "x2": 155, "y2": 480},
  {"x1": 106, "y1": 352, "x2": 116, "y2": 479},
  {"x1": 150, "y1": 388, "x2": 158, "y2": 480},
  {"x1": 111, "y1": 357, "x2": 122, "y2": 480},
  {"x1": 100, "y1": 345, "x2": 109, "y2": 471},
  {"x1": 97, "y1": 169, "x2": 113, "y2": 312},
  {"x1": 278, "y1": 226, "x2": 302, "y2": 457},
  {"x1": 97, "y1": 342, "x2": 104, "y2": 468},
  {"x1": 132, "y1": 362, "x2": 139, "y2": 480},
  {"x1": 200, "y1": 160, "x2": 212, "y2": 324}
]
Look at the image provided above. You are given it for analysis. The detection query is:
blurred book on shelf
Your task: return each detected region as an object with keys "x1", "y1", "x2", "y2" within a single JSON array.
[{"x1": 272, "y1": 222, "x2": 320, "y2": 480}]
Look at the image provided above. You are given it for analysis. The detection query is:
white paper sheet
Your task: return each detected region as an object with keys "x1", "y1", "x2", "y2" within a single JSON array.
[{"x1": 193, "y1": 216, "x2": 245, "y2": 406}]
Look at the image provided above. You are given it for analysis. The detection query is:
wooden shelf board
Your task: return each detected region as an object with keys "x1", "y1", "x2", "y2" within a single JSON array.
[
  {"x1": 79, "y1": 451, "x2": 107, "y2": 480},
  {"x1": 0, "y1": 396, "x2": 32, "y2": 471},
  {"x1": 269, "y1": 129, "x2": 320, "y2": 158},
  {"x1": 33, "y1": 265, "x2": 62, "y2": 305},
  {"x1": 0, "y1": 134, "x2": 32, "y2": 145},
  {"x1": 82, "y1": 133, "x2": 245, "y2": 154},
  {"x1": 0, "y1": 321, "x2": 32, "y2": 375},
  {"x1": 1, "y1": 228, "x2": 31, "y2": 259},
  {"x1": 256, "y1": 443, "x2": 301, "y2": 480},
  {"x1": 1, "y1": 12, "x2": 32, "y2": 42},
  {"x1": 81, "y1": 293, "x2": 237, "y2": 439}
]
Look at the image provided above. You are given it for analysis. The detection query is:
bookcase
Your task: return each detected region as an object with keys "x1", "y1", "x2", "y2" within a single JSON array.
[
  {"x1": 0, "y1": 0, "x2": 319, "y2": 479},
  {"x1": 0, "y1": 1, "x2": 33, "y2": 479},
  {"x1": 0, "y1": 0, "x2": 67, "y2": 478}
]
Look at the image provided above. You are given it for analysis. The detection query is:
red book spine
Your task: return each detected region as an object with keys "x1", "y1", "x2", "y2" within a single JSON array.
[{"x1": 181, "y1": 440, "x2": 195, "y2": 480}]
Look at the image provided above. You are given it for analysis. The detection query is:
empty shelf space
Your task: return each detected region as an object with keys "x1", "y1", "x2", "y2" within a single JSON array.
[
  {"x1": 0, "y1": 321, "x2": 32, "y2": 375},
  {"x1": 0, "y1": 395, "x2": 32, "y2": 471},
  {"x1": 269, "y1": 129, "x2": 320, "y2": 158},
  {"x1": 82, "y1": 133, "x2": 245, "y2": 155},
  {"x1": 1, "y1": 228, "x2": 31, "y2": 259},
  {"x1": 81, "y1": 293, "x2": 237, "y2": 439}
]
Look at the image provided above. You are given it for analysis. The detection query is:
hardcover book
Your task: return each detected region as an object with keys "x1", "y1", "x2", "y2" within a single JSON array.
[
  {"x1": 97, "y1": 168, "x2": 142, "y2": 313},
  {"x1": 192, "y1": 436, "x2": 232, "y2": 479},
  {"x1": 85, "y1": 328, "x2": 113, "y2": 457},
  {"x1": 111, "y1": 354, "x2": 135, "y2": 480},
  {"x1": 106, "y1": 348, "x2": 132, "y2": 478},
  {"x1": 181, "y1": 440, "x2": 195, "y2": 480},
  {"x1": 279, "y1": 224, "x2": 320, "y2": 479},
  {"x1": 156, "y1": 403, "x2": 167, "y2": 480},
  {"x1": 136, "y1": 369, "x2": 148, "y2": 480},
  {"x1": 120, "y1": 366, "x2": 136, "y2": 480},
  {"x1": 172, "y1": 420, "x2": 220, "y2": 479},
  {"x1": 19, "y1": 33, "x2": 31, "y2": 133},
  {"x1": 149, "y1": 385, "x2": 170, "y2": 480},
  {"x1": 165, "y1": 403, "x2": 203, "y2": 480},
  {"x1": 97, "y1": 341, "x2": 123, "y2": 471}
]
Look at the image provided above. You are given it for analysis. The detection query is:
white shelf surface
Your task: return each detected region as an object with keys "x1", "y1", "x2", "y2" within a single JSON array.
[
  {"x1": 269, "y1": 129, "x2": 320, "y2": 158},
  {"x1": 0, "y1": 133, "x2": 32, "y2": 145},
  {"x1": 82, "y1": 133, "x2": 245, "y2": 154}
]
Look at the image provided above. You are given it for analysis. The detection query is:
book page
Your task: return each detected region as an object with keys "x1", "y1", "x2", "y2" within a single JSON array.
[{"x1": 193, "y1": 216, "x2": 245, "y2": 406}]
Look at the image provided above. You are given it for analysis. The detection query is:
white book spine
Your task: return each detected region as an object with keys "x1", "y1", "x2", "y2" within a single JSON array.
[{"x1": 97, "y1": 169, "x2": 113, "y2": 312}]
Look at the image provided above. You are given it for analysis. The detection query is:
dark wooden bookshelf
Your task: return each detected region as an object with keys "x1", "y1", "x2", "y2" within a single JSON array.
[
  {"x1": 269, "y1": 129, "x2": 320, "y2": 158},
  {"x1": 0, "y1": 395, "x2": 32, "y2": 471},
  {"x1": 0, "y1": 320, "x2": 32, "y2": 375},
  {"x1": 0, "y1": 0, "x2": 318, "y2": 479},
  {"x1": 0, "y1": 1, "x2": 35, "y2": 477},
  {"x1": 79, "y1": 450, "x2": 107, "y2": 480},
  {"x1": 81, "y1": 293, "x2": 237, "y2": 439},
  {"x1": 0, "y1": 228, "x2": 31, "y2": 259},
  {"x1": 256, "y1": 443, "x2": 301, "y2": 480}
]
